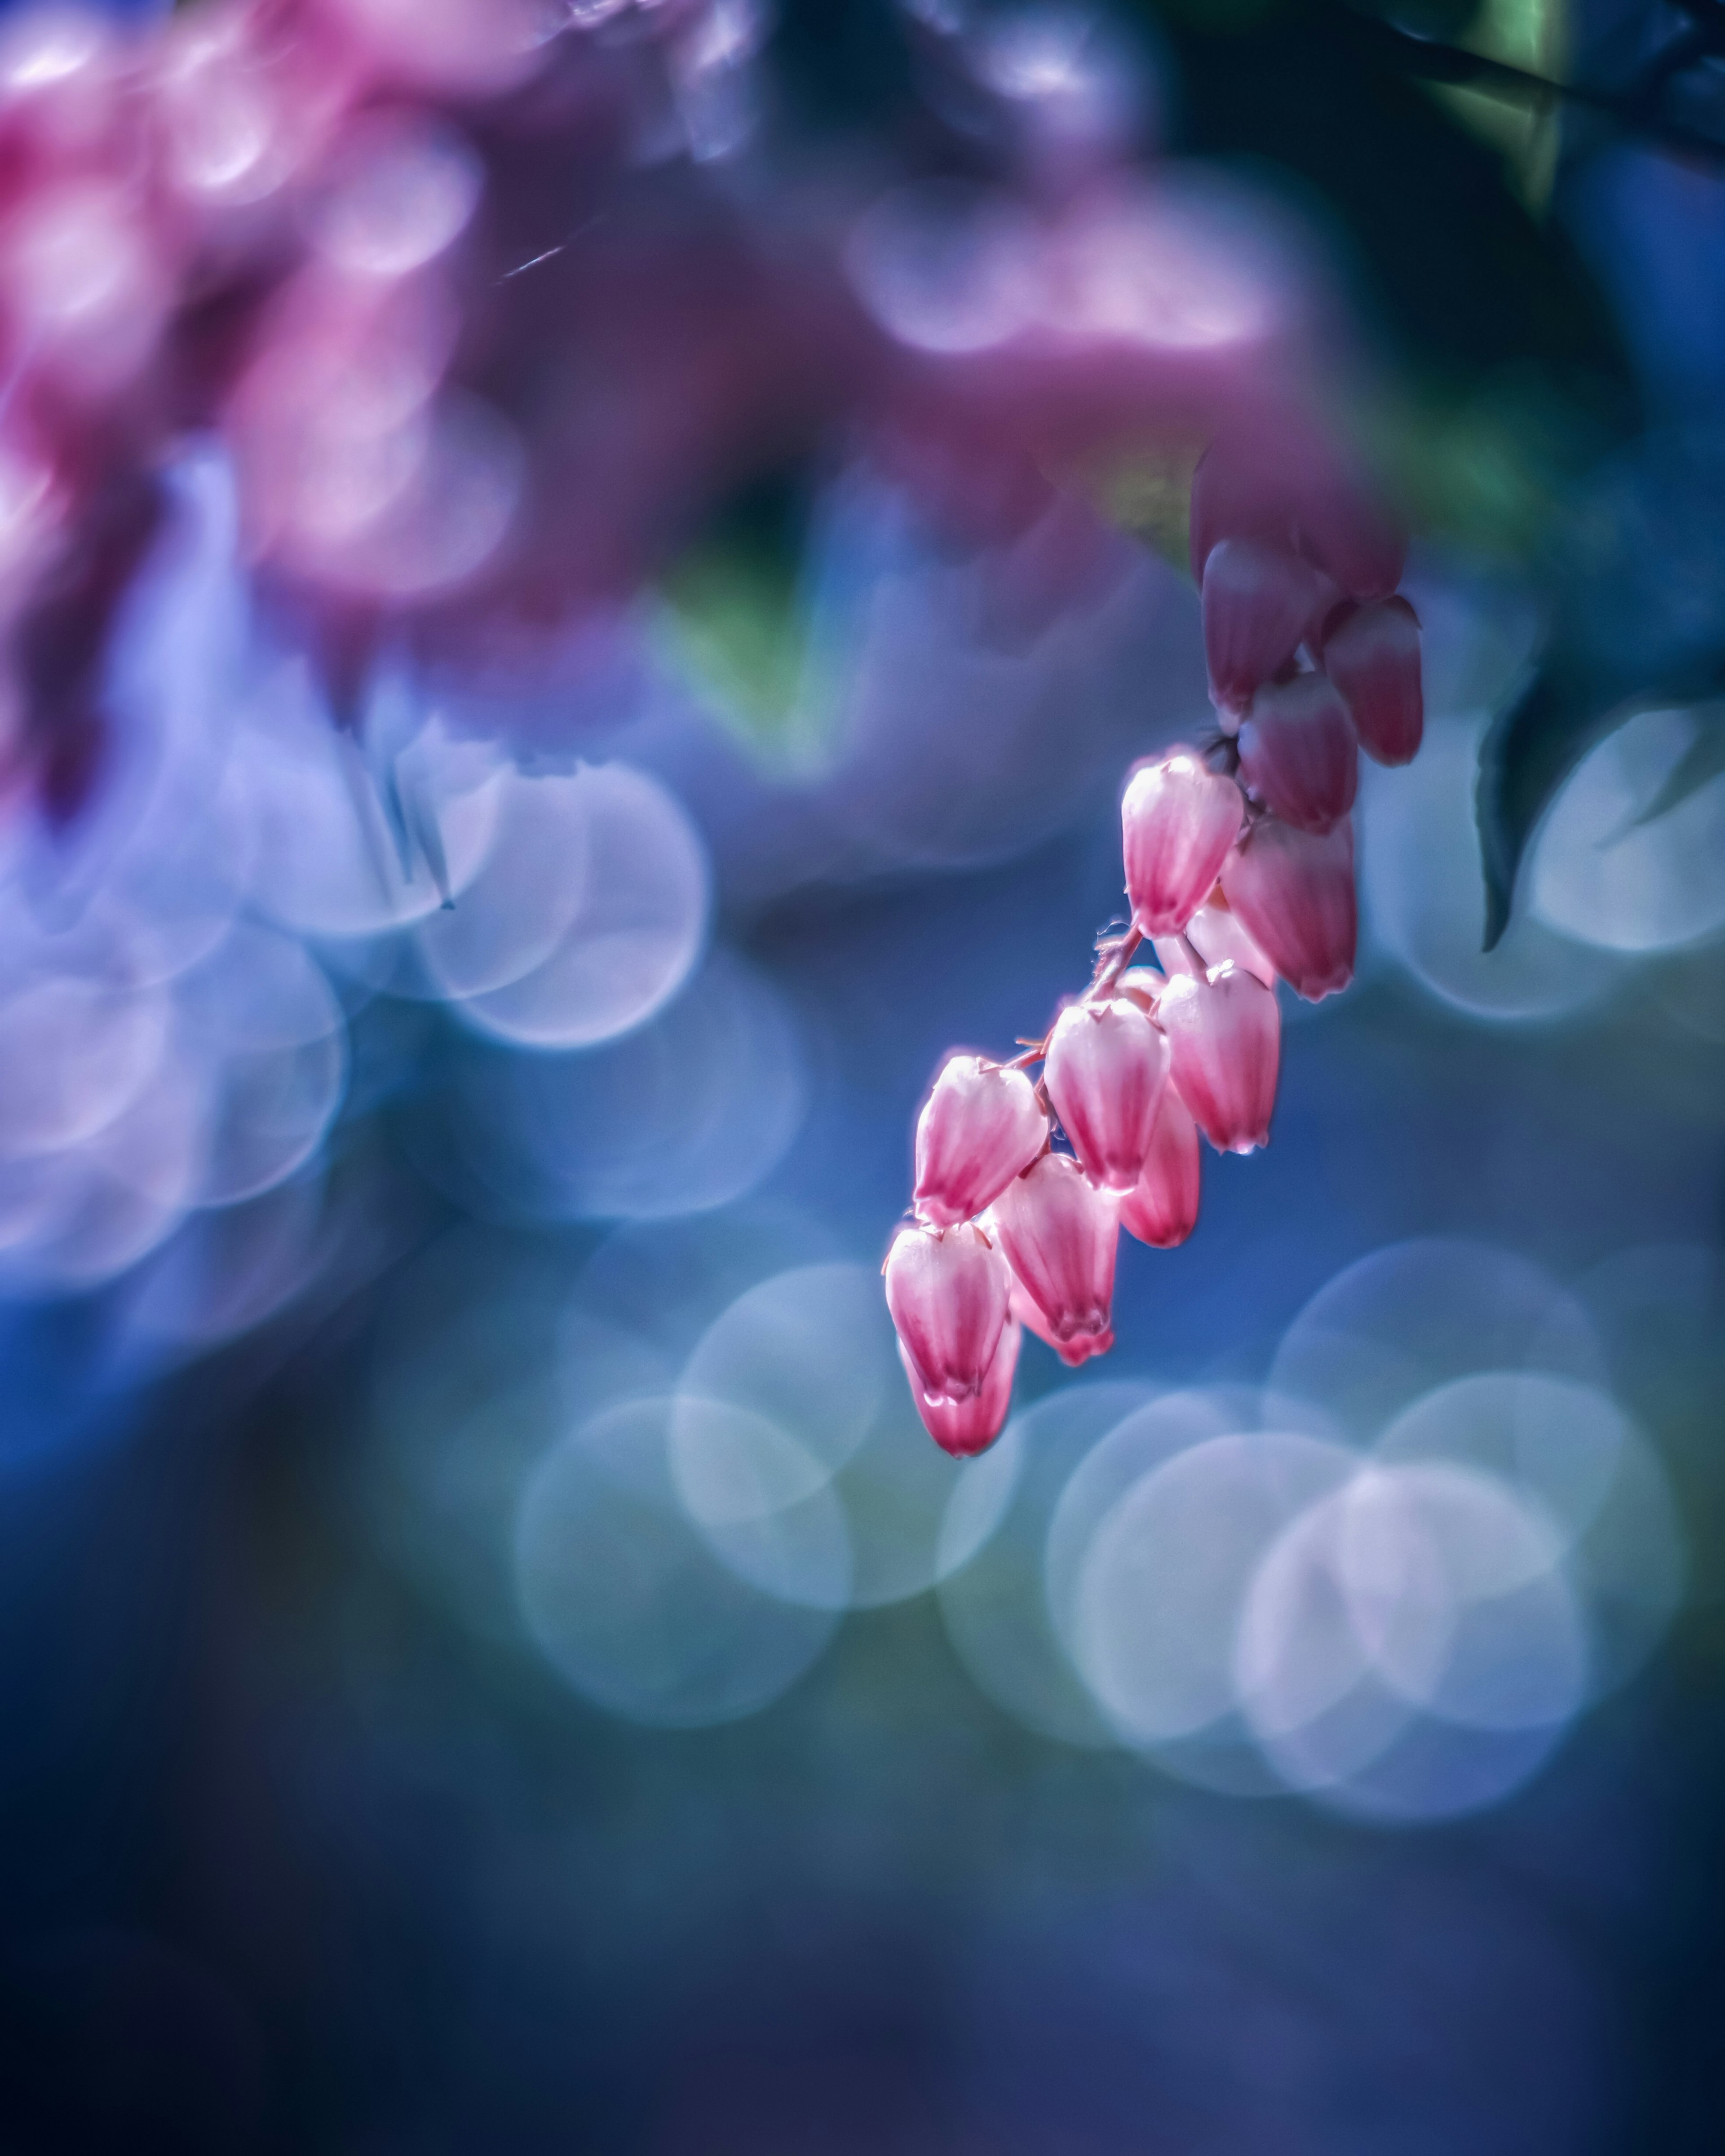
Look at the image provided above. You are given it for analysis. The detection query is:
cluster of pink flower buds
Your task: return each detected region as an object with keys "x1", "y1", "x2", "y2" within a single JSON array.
[{"x1": 887, "y1": 424, "x2": 1424, "y2": 1457}]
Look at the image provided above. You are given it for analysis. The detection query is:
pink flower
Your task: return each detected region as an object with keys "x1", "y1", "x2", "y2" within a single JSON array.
[
  {"x1": 1321, "y1": 596, "x2": 1423, "y2": 767},
  {"x1": 1201, "y1": 537, "x2": 1334, "y2": 720},
  {"x1": 1010, "y1": 1282, "x2": 1113, "y2": 1367},
  {"x1": 1189, "y1": 420, "x2": 1407, "y2": 601},
  {"x1": 1114, "y1": 966, "x2": 1165, "y2": 1013},
  {"x1": 1236, "y1": 672, "x2": 1358, "y2": 835},
  {"x1": 1157, "y1": 961, "x2": 1280, "y2": 1154},
  {"x1": 913, "y1": 1053, "x2": 1048, "y2": 1228},
  {"x1": 1149, "y1": 937, "x2": 1203, "y2": 981},
  {"x1": 901, "y1": 1320, "x2": 1019, "y2": 1457},
  {"x1": 1220, "y1": 816, "x2": 1356, "y2": 1003},
  {"x1": 1121, "y1": 749, "x2": 1243, "y2": 938},
  {"x1": 1184, "y1": 897, "x2": 1277, "y2": 988},
  {"x1": 1043, "y1": 997, "x2": 1169, "y2": 1193},
  {"x1": 986, "y1": 1152, "x2": 1118, "y2": 1345},
  {"x1": 885, "y1": 1222, "x2": 1012, "y2": 1404},
  {"x1": 1119, "y1": 1084, "x2": 1202, "y2": 1248}
]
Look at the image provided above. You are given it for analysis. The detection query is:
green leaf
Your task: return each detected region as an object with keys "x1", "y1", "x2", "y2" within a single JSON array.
[{"x1": 655, "y1": 471, "x2": 841, "y2": 770}]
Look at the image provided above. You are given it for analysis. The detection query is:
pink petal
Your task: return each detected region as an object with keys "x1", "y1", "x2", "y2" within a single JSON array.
[
  {"x1": 987, "y1": 1152, "x2": 1118, "y2": 1344},
  {"x1": 1201, "y1": 537, "x2": 1334, "y2": 719},
  {"x1": 1157, "y1": 962, "x2": 1280, "y2": 1155},
  {"x1": 1220, "y1": 816, "x2": 1357, "y2": 1003},
  {"x1": 1121, "y1": 749, "x2": 1243, "y2": 938},
  {"x1": 901, "y1": 1320, "x2": 1019, "y2": 1457},
  {"x1": 1010, "y1": 1283, "x2": 1114, "y2": 1367},
  {"x1": 1321, "y1": 596, "x2": 1423, "y2": 767},
  {"x1": 1185, "y1": 899, "x2": 1277, "y2": 989},
  {"x1": 1237, "y1": 672, "x2": 1358, "y2": 836},
  {"x1": 1043, "y1": 997, "x2": 1169, "y2": 1193},
  {"x1": 913, "y1": 1053, "x2": 1048, "y2": 1228},
  {"x1": 1119, "y1": 1084, "x2": 1201, "y2": 1248},
  {"x1": 885, "y1": 1221, "x2": 1011, "y2": 1404}
]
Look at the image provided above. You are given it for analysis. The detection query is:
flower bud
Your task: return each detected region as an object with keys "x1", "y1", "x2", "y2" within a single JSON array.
[
  {"x1": 1010, "y1": 1283, "x2": 1113, "y2": 1367},
  {"x1": 1320, "y1": 596, "x2": 1422, "y2": 767},
  {"x1": 1121, "y1": 750, "x2": 1243, "y2": 938},
  {"x1": 1157, "y1": 962, "x2": 1280, "y2": 1154},
  {"x1": 901, "y1": 1321, "x2": 1019, "y2": 1457},
  {"x1": 1220, "y1": 816, "x2": 1356, "y2": 1003},
  {"x1": 913, "y1": 1053, "x2": 1047, "y2": 1228},
  {"x1": 1185, "y1": 898, "x2": 1276, "y2": 989},
  {"x1": 1237, "y1": 672, "x2": 1358, "y2": 835},
  {"x1": 885, "y1": 1222, "x2": 1011, "y2": 1405},
  {"x1": 986, "y1": 1152, "x2": 1118, "y2": 1346},
  {"x1": 1043, "y1": 997, "x2": 1169, "y2": 1193},
  {"x1": 1119, "y1": 1084, "x2": 1201, "y2": 1248},
  {"x1": 1201, "y1": 538, "x2": 1333, "y2": 719}
]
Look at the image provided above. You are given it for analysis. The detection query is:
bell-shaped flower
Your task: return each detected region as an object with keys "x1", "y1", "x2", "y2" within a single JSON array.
[
  {"x1": 885, "y1": 1221, "x2": 1011, "y2": 1404},
  {"x1": 1010, "y1": 1282, "x2": 1113, "y2": 1368},
  {"x1": 1201, "y1": 537, "x2": 1334, "y2": 720},
  {"x1": 1121, "y1": 749, "x2": 1243, "y2": 938},
  {"x1": 1157, "y1": 961, "x2": 1280, "y2": 1154},
  {"x1": 1185, "y1": 897, "x2": 1276, "y2": 988},
  {"x1": 901, "y1": 1320, "x2": 1019, "y2": 1457},
  {"x1": 986, "y1": 1152, "x2": 1119, "y2": 1346},
  {"x1": 1043, "y1": 997, "x2": 1169, "y2": 1193},
  {"x1": 1119, "y1": 1084, "x2": 1202, "y2": 1248},
  {"x1": 913, "y1": 1053, "x2": 1047, "y2": 1227},
  {"x1": 1220, "y1": 815, "x2": 1356, "y2": 1003},
  {"x1": 1321, "y1": 595, "x2": 1422, "y2": 766},
  {"x1": 1237, "y1": 672, "x2": 1358, "y2": 835}
]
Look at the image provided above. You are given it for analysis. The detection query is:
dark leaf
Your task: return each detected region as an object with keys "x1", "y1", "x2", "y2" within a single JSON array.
[
  {"x1": 1476, "y1": 662, "x2": 1626, "y2": 952},
  {"x1": 1477, "y1": 666, "x2": 1725, "y2": 948},
  {"x1": 1626, "y1": 701, "x2": 1725, "y2": 832}
]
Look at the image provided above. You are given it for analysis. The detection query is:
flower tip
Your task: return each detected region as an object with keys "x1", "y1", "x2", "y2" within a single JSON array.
[{"x1": 1055, "y1": 1325, "x2": 1114, "y2": 1367}]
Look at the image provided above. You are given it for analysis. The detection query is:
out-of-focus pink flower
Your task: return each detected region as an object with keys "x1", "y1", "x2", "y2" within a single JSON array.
[
  {"x1": 913, "y1": 1053, "x2": 1047, "y2": 1228},
  {"x1": 1157, "y1": 960, "x2": 1279, "y2": 1154},
  {"x1": 305, "y1": 110, "x2": 483, "y2": 281},
  {"x1": 1184, "y1": 896, "x2": 1276, "y2": 988},
  {"x1": 986, "y1": 1151, "x2": 1118, "y2": 1345},
  {"x1": 4, "y1": 178, "x2": 176, "y2": 401},
  {"x1": 901, "y1": 1320, "x2": 1019, "y2": 1456},
  {"x1": 151, "y1": 4, "x2": 355, "y2": 239},
  {"x1": 1119, "y1": 1082, "x2": 1201, "y2": 1248},
  {"x1": 1043, "y1": 995, "x2": 1168, "y2": 1192},
  {"x1": 1189, "y1": 418, "x2": 1406, "y2": 601},
  {"x1": 312, "y1": 0, "x2": 554, "y2": 101},
  {"x1": 0, "y1": 9, "x2": 125, "y2": 179},
  {"x1": 1321, "y1": 595, "x2": 1423, "y2": 767},
  {"x1": 1221, "y1": 815, "x2": 1356, "y2": 1003},
  {"x1": 1121, "y1": 748, "x2": 1242, "y2": 937},
  {"x1": 1010, "y1": 1281, "x2": 1113, "y2": 1367},
  {"x1": 885, "y1": 1220, "x2": 1012, "y2": 1405},
  {"x1": 850, "y1": 177, "x2": 1297, "y2": 553},
  {"x1": 1236, "y1": 671, "x2": 1357, "y2": 835},
  {"x1": 1201, "y1": 537, "x2": 1333, "y2": 720}
]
